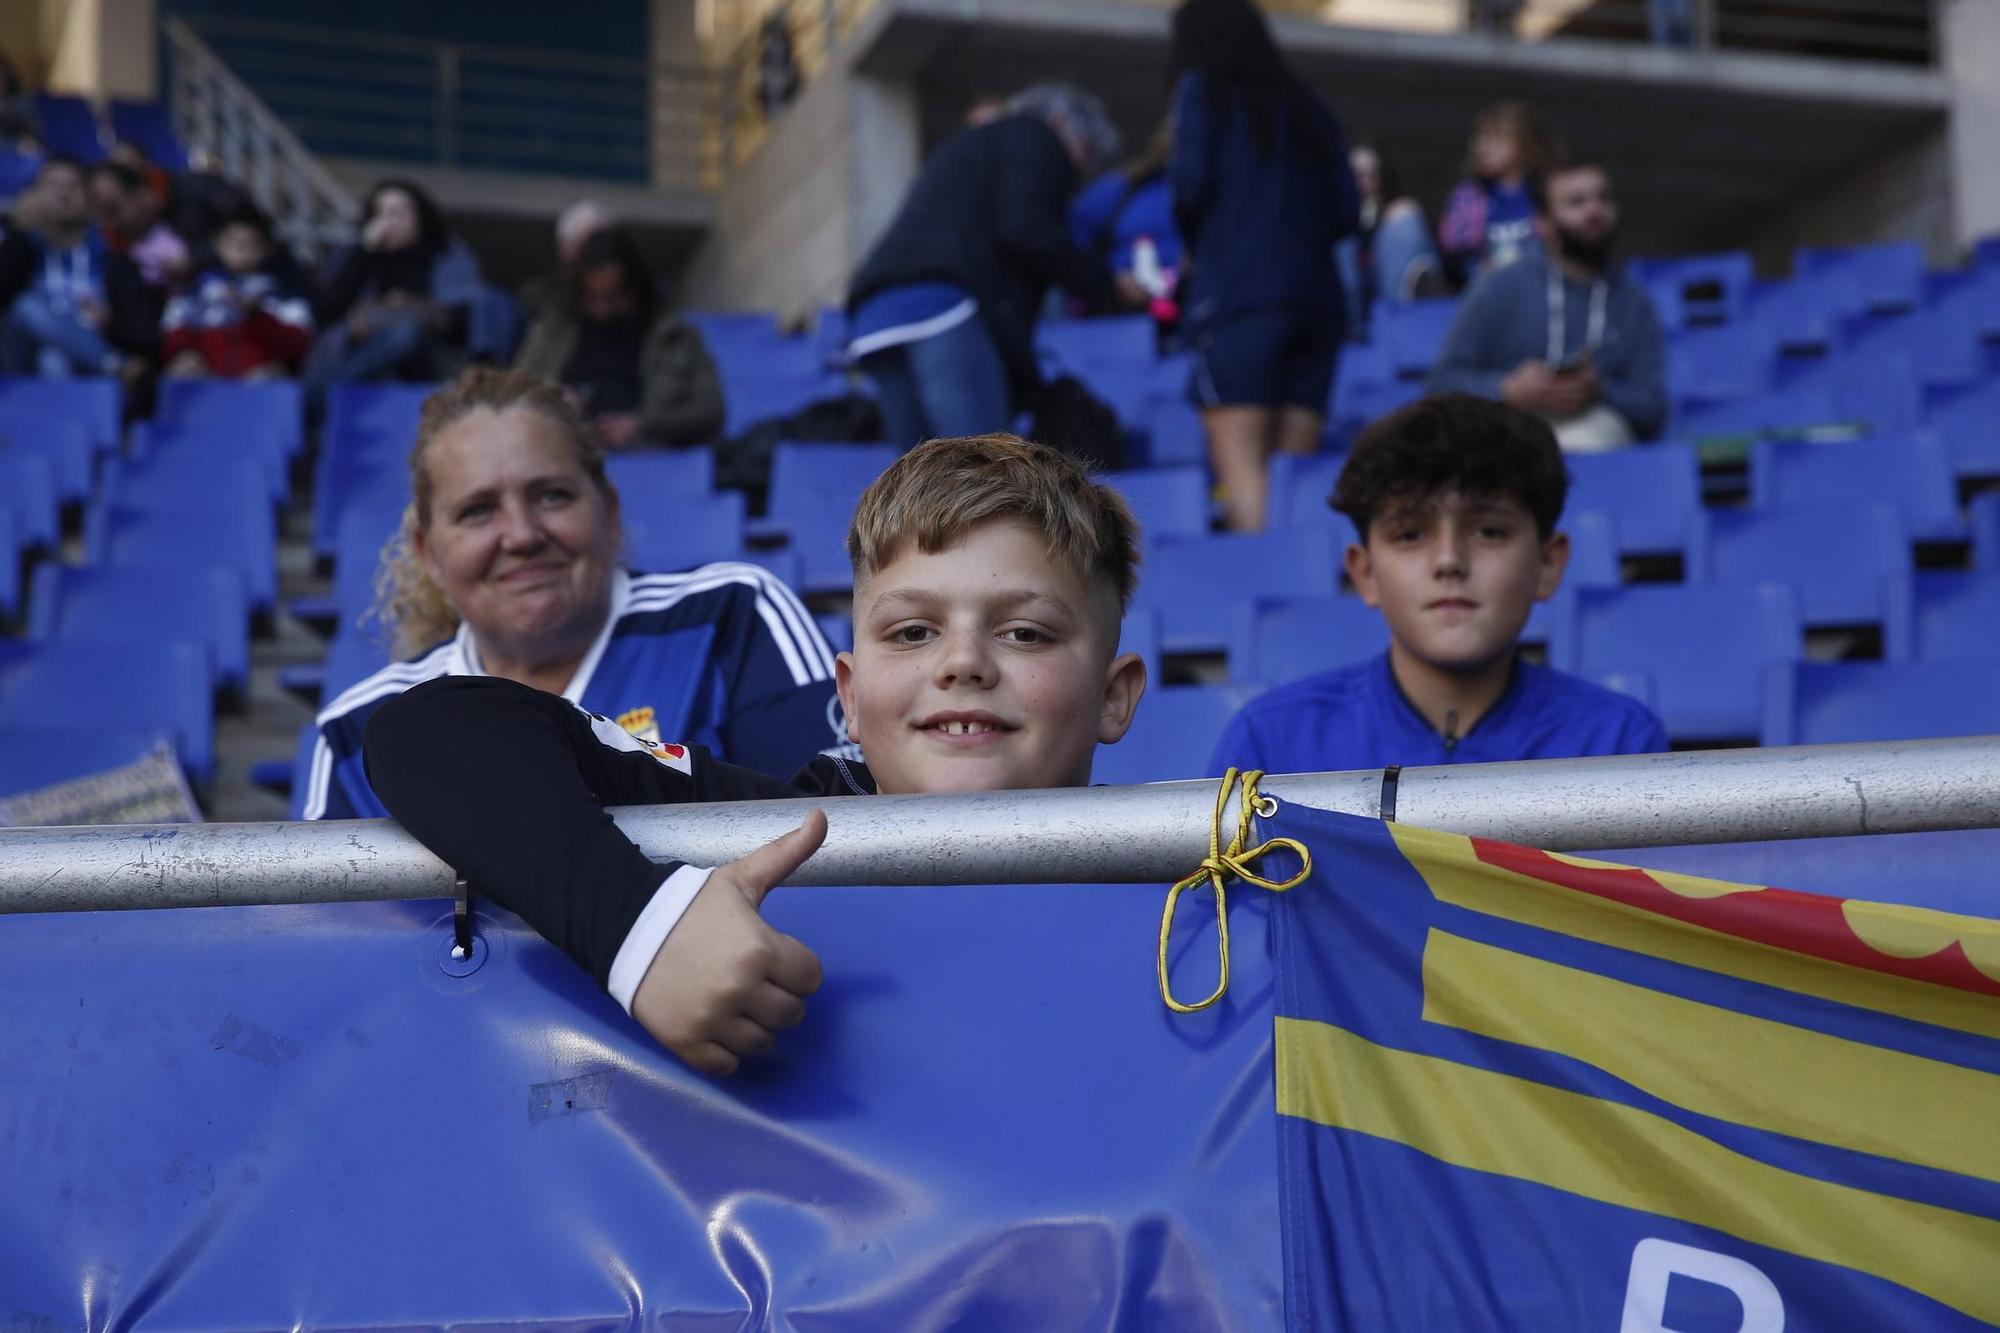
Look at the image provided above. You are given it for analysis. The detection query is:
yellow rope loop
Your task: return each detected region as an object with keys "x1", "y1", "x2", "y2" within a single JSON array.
[{"x1": 1157, "y1": 767, "x2": 1314, "y2": 1014}]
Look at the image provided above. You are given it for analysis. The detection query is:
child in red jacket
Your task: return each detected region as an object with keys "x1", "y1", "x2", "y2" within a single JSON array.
[{"x1": 161, "y1": 207, "x2": 312, "y2": 379}]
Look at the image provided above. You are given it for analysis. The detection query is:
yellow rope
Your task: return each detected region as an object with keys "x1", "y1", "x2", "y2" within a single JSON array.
[{"x1": 1157, "y1": 767, "x2": 1313, "y2": 1014}]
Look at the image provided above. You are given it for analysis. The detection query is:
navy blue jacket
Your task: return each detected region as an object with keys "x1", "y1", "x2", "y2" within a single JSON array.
[
  {"x1": 848, "y1": 114, "x2": 1113, "y2": 405},
  {"x1": 1170, "y1": 71, "x2": 1360, "y2": 335}
]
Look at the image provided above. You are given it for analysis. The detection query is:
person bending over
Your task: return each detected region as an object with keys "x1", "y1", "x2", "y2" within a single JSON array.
[
  {"x1": 1210, "y1": 393, "x2": 1665, "y2": 776},
  {"x1": 364, "y1": 434, "x2": 1149, "y2": 1074}
]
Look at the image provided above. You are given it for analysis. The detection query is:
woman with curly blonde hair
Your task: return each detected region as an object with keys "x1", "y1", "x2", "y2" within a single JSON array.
[{"x1": 303, "y1": 366, "x2": 842, "y2": 820}]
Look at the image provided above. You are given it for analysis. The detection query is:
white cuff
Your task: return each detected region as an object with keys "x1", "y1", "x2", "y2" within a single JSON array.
[{"x1": 606, "y1": 864, "x2": 714, "y2": 1015}]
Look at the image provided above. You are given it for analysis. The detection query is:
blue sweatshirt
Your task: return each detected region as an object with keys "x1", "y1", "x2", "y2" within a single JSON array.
[
  {"x1": 1169, "y1": 71, "x2": 1359, "y2": 334},
  {"x1": 1208, "y1": 652, "x2": 1667, "y2": 777},
  {"x1": 1427, "y1": 250, "x2": 1668, "y2": 440}
]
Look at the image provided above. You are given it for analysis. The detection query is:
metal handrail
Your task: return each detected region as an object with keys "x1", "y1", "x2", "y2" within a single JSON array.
[
  {"x1": 161, "y1": 16, "x2": 359, "y2": 257},
  {"x1": 3, "y1": 736, "x2": 1995, "y2": 914}
]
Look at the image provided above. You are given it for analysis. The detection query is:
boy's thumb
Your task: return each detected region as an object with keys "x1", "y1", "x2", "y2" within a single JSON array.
[{"x1": 730, "y1": 809, "x2": 829, "y2": 911}]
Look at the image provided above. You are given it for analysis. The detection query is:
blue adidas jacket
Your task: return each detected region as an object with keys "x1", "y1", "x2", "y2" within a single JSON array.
[
  {"x1": 1209, "y1": 652, "x2": 1667, "y2": 777},
  {"x1": 306, "y1": 565, "x2": 845, "y2": 819}
]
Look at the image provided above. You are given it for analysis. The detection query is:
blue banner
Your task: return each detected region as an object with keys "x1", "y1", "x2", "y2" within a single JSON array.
[{"x1": 1270, "y1": 806, "x2": 2000, "y2": 1332}]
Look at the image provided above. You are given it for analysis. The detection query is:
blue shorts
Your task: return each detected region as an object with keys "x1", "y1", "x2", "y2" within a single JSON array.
[{"x1": 1188, "y1": 307, "x2": 1340, "y2": 412}]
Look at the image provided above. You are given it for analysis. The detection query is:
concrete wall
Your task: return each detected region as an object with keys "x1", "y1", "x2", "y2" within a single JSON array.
[
  {"x1": 1943, "y1": 0, "x2": 2000, "y2": 251},
  {"x1": 1744, "y1": 126, "x2": 1955, "y2": 271},
  {"x1": 678, "y1": 56, "x2": 919, "y2": 319}
]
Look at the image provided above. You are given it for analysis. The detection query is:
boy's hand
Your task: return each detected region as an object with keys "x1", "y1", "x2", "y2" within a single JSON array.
[{"x1": 630, "y1": 810, "x2": 827, "y2": 1075}]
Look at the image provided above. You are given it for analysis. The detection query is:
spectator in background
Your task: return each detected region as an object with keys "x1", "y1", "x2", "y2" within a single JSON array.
[
  {"x1": 1170, "y1": 0, "x2": 1359, "y2": 531},
  {"x1": 305, "y1": 367, "x2": 841, "y2": 820},
  {"x1": 160, "y1": 206, "x2": 312, "y2": 380},
  {"x1": 89, "y1": 160, "x2": 189, "y2": 297},
  {"x1": 514, "y1": 227, "x2": 724, "y2": 449},
  {"x1": 306, "y1": 179, "x2": 495, "y2": 404},
  {"x1": 1070, "y1": 123, "x2": 1182, "y2": 333},
  {"x1": 1428, "y1": 162, "x2": 1665, "y2": 450},
  {"x1": 1208, "y1": 393, "x2": 1665, "y2": 777},
  {"x1": 0, "y1": 156, "x2": 157, "y2": 378},
  {"x1": 1438, "y1": 101, "x2": 1560, "y2": 285},
  {"x1": 1338, "y1": 137, "x2": 1443, "y2": 332},
  {"x1": 847, "y1": 83, "x2": 1123, "y2": 449},
  {"x1": 520, "y1": 198, "x2": 612, "y2": 326}
]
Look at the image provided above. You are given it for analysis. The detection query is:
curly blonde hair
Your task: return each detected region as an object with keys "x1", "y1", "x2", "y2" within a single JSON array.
[{"x1": 369, "y1": 367, "x2": 617, "y2": 659}]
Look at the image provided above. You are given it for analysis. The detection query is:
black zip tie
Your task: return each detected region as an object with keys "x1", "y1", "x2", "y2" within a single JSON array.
[
  {"x1": 452, "y1": 875, "x2": 473, "y2": 958},
  {"x1": 1379, "y1": 765, "x2": 1401, "y2": 823}
]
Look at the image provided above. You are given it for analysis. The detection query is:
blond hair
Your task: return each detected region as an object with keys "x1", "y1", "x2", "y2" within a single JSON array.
[
  {"x1": 846, "y1": 433, "x2": 1141, "y2": 614},
  {"x1": 370, "y1": 367, "x2": 617, "y2": 658}
]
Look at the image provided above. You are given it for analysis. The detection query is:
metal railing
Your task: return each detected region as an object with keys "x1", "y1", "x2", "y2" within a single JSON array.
[
  {"x1": 162, "y1": 16, "x2": 359, "y2": 258},
  {"x1": 3, "y1": 737, "x2": 1995, "y2": 912},
  {"x1": 170, "y1": 15, "x2": 717, "y2": 192}
]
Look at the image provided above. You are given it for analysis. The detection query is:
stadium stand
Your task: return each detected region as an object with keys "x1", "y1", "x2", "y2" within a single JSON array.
[{"x1": 1763, "y1": 661, "x2": 2000, "y2": 746}]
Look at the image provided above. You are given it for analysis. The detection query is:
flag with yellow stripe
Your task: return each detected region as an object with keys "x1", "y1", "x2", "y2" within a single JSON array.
[{"x1": 1267, "y1": 803, "x2": 2000, "y2": 1331}]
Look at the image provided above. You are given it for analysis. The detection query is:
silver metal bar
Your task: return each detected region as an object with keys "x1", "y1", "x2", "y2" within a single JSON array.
[{"x1": 2, "y1": 737, "x2": 1996, "y2": 915}]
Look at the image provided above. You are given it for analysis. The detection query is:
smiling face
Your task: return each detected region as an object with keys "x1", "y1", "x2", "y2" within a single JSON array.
[
  {"x1": 1346, "y1": 489, "x2": 1567, "y2": 676},
  {"x1": 835, "y1": 517, "x2": 1145, "y2": 795},
  {"x1": 413, "y1": 405, "x2": 620, "y2": 676}
]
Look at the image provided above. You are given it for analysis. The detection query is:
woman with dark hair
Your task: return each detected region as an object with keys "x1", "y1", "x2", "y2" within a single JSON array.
[
  {"x1": 1437, "y1": 100, "x2": 1561, "y2": 284},
  {"x1": 306, "y1": 178, "x2": 508, "y2": 405},
  {"x1": 1169, "y1": 0, "x2": 1359, "y2": 531},
  {"x1": 513, "y1": 227, "x2": 724, "y2": 449},
  {"x1": 1338, "y1": 137, "x2": 1443, "y2": 330}
]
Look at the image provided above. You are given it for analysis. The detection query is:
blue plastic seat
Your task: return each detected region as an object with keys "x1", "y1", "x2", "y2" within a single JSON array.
[
  {"x1": 1549, "y1": 582, "x2": 1800, "y2": 742},
  {"x1": 1630, "y1": 251, "x2": 1752, "y2": 329},
  {"x1": 1702, "y1": 500, "x2": 1910, "y2": 627},
  {"x1": 1674, "y1": 385, "x2": 1842, "y2": 442},
  {"x1": 0, "y1": 449, "x2": 58, "y2": 550},
  {"x1": 0, "y1": 639, "x2": 212, "y2": 781},
  {"x1": 604, "y1": 449, "x2": 716, "y2": 507},
  {"x1": 108, "y1": 100, "x2": 190, "y2": 170},
  {"x1": 1884, "y1": 572, "x2": 2000, "y2": 663},
  {"x1": 1563, "y1": 509, "x2": 1621, "y2": 590},
  {"x1": 1589, "y1": 667, "x2": 1659, "y2": 714},
  {"x1": 31, "y1": 93, "x2": 104, "y2": 161},
  {"x1": 622, "y1": 490, "x2": 748, "y2": 573},
  {"x1": 1975, "y1": 493, "x2": 2000, "y2": 573},
  {"x1": 1119, "y1": 608, "x2": 1162, "y2": 687},
  {"x1": 1749, "y1": 437, "x2": 1963, "y2": 543},
  {"x1": 1267, "y1": 452, "x2": 1348, "y2": 532},
  {"x1": 108, "y1": 437, "x2": 282, "y2": 509},
  {"x1": 1376, "y1": 299, "x2": 1460, "y2": 379},
  {"x1": 88, "y1": 501, "x2": 278, "y2": 617},
  {"x1": 1144, "y1": 399, "x2": 1206, "y2": 468},
  {"x1": 315, "y1": 382, "x2": 434, "y2": 557},
  {"x1": 1239, "y1": 595, "x2": 1388, "y2": 686},
  {"x1": 0, "y1": 148, "x2": 39, "y2": 202},
  {"x1": 719, "y1": 370, "x2": 852, "y2": 438},
  {"x1": 1100, "y1": 467, "x2": 1208, "y2": 545},
  {"x1": 814, "y1": 612, "x2": 853, "y2": 654},
  {"x1": 1037, "y1": 316, "x2": 1156, "y2": 374},
  {"x1": 1665, "y1": 325, "x2": 1772, "y2": 407},
  {"x1": 29, "y1": 563, "x2": 249, "y2": 693},
  {"x1": 0, "y1": 374, "x2": 119, "y2": 453},
  {"x1": 1139, "y1": 527, "x2": 1340, "y2": 655},
  {"x1": 0, "y1": 724, "x2": 168, "y2": 800},
  {"x1": 1927, "y1": 380, "x2": 2000, "y2": 483},
  {"x1": 1794, "y1": 242, "x2": 1924, "y2": 315},
  {"x1": 1091, "y1": 683, "x2": 1267, "y2": 786},
  {"x1": 1564, "y1": 444, "x2": 1701, "y2": 560},
  {"x1": 1763, "y1": 661, "x2": 2000, "y2": 747},
  {"x1": 156, "y1": 378, "x2": 304, "y2": 463},
  {"x1": 764, "y1": 442, "x2": 899, "y2": 535},
  {"x1": 0, "y1": 505, "x2": 16, "y2": 622}
]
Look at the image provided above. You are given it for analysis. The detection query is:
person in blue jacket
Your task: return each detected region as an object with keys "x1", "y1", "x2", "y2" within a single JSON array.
[
  {"x1": 304, "y1": 366, "x2": 844, "y2": 819},
  {"x1": 1169, "y1": 0, "x2": 1360, "y2": 531},
  {"x1": 1209, "y1": 393, "x2": 1666, "y2": 777}
]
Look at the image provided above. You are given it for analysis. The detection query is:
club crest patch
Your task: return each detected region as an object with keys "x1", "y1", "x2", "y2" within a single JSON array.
[{"x1": 616, "y1": 706, "x2": 661, "y2": 745}]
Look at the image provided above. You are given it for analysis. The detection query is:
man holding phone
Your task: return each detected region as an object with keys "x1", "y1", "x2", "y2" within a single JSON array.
[{"x1": 1428, "y1": 162, "x2": 1665, "y2": 451}]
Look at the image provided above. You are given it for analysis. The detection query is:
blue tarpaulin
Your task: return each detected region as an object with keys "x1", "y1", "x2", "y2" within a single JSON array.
[{"x1": 2, "y1": 819, "x2": 1996, "y2": 1329}]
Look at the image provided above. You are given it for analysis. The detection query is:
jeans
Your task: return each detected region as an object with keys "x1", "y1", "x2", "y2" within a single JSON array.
[
  {"x1": 2, "y1": 291, "x2": 112, "y2": 377},
  {"x1": 304, "y1": 308, "x2": 437, "y2": 418},
  {"x1": 1650, "y1": 0, "x2": 1695, "y2": 45},
  {"x1": 860, "y1": 315, "x2": 1013, "y2": 449}
]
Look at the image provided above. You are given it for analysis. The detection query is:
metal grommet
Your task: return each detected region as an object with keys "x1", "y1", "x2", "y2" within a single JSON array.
[
  {"x1": 438, "y1": 930, "x2": 488, "y2": 977},
  {"x1": 1253, "y1": 795, "x2": 1279, "y2": 818}
]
